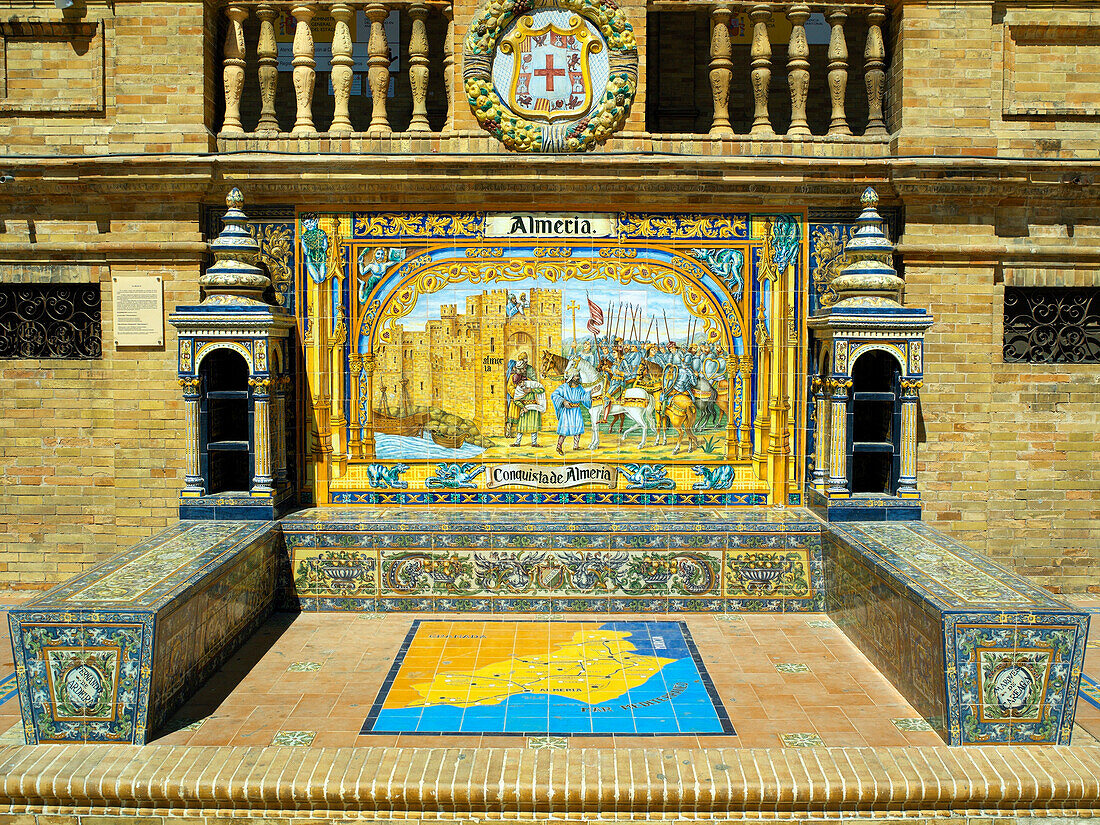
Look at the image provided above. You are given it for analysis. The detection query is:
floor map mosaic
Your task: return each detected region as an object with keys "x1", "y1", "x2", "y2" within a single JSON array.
[
  {"x1": 361, "y1": 620, "x2": 734, "y2": 735},
  {"x1": 294, "y1": 210, "x2": 808, "y2": 505}
]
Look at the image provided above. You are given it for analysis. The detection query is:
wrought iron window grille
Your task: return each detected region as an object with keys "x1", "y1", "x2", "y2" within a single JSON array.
[
  {"x1": 0, "y1": 284, "x2": 102, "y2": 359},
  {"x1": 1003, "y1": 286, "x2": 1100, "y2": 364}
]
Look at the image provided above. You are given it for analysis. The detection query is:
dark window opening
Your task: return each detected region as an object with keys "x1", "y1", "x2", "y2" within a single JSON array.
[
  {"x1": 848, "y1": 350, "x2": 901, "y2": 495},
  {"x1": 200, "y1": 349, "x2": 253, "y2": 495}
]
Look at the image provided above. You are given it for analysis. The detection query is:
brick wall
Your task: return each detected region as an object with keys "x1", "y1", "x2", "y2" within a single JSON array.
[{"x1": 0, "y1": 237, "x2": 197, "y2": 589}]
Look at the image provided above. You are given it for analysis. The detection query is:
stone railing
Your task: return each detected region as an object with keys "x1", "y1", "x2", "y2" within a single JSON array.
[
  {"x1": 217, "y1": 0, "x2": 454, "y2": 138},
  {"x1": 213, "y1": 0, "x2": 892, "y2": 150},
  {"x1": 700, "y1": 2, "x2": 890, "y2": 138}
]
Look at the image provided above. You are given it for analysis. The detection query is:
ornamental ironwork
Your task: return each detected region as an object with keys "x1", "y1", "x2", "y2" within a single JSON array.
[
  {"x1": 0, "y1": 285, "x2": 101, "y2": 359},
  {"x1": 1003, "y1": 287, "x2": 1100, "y2": 364}
]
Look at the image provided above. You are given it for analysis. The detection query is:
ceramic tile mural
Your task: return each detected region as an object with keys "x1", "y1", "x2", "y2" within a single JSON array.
[
  {"x1": 360, "y1": 620, "x2": 734, "y2": 736},
  {"x1": 295, "y1": 210, "x2": 808, "y2": 506},
  {"x1": 281, "y1": 507, "x2": 824, "y2": 613},
  {"x1": 8, "y1": 522, "x2": 279, "y2": 743},
  {"x1": 825, "y1": 522, "x2": 1089, "y2": 745}
]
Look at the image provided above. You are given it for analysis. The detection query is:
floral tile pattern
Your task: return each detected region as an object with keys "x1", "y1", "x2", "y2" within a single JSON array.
[
  {"x1": 527, "y1": 736, "x2": 568, "y2": 750},
  {"x1": 892, "y1": 717, "x2": 934, "y2": 732},
  {"x1": 281, "y1": 508, "x2": 824, "y2": 612},
  {"x1": 780, "y1": 732, "x2": 824, "y2": 747},
  {"x1": 774, "y1": 663, "x2": 810, "y2": 673},
  {"x1": 287, "y1": 662, "x2": 322, "y2": 672},
  {"x1": 272, "y1": 730, "x2": 316, "y2": 746}
]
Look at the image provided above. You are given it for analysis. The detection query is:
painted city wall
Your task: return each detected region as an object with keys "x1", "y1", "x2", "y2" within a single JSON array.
[{"x1": 288, "y1": 210, "x2": 809, "y2": 506}]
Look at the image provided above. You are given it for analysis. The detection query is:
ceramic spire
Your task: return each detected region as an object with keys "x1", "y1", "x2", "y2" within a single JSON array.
[
  {"x1": 200, "y1": 188, "x2": 272, "y2": 304},
  {"x1": 829, "y1": 187, "x2": 904, "y2": 307}
]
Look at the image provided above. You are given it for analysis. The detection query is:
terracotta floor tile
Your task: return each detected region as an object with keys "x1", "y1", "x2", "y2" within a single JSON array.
[{"x1": 140, "y1": 611, "x2": 948, "y2": 749}]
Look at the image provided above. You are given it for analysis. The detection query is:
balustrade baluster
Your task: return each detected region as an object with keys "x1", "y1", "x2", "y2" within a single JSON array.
[
  {"x1": 709, "y1": 5, "x2": 734, "y2": 136},
  {"x1": 826, "y1": 7, "x2": 850, "y2": 135},
  {"x1": 220, "y1": 5, "x2": 247, "y2": 136},
  {"x1": 786, "y1": 2, "x2": 811, "y2": 137},
  {"x1": 749, "y1": 3, "x2": 773, "y2": 136},
  {"x1": 408, "y1": 3, "x2": 431, "y2": 131},
  {"x1": 366, "y1": 2, "x2": 392, "y2": 135},
  {"x1": 256, "y1": 4, "x2": 280, "y2": 132},
  {"x1": 864, "y1": 4, "x2": 888, "y2": 136},
  {"x1": 291, "y1": 4, "x2": 317, "y2": 135},
  {"x1": 330, "y1": 2, "x2": 355, "y2": 132},
  {"x1": 443, "y1": 6, "x2": 455, "y2": 133}
]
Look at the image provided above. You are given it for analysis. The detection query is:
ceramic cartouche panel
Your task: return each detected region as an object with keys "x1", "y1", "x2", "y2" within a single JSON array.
[{"x1": 298, "y1": 210, "x2": 809, "y2": 506}]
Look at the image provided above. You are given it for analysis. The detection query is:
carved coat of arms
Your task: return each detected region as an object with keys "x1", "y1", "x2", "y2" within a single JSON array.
[{"x1": 501, "y1": 14, "x2": 602, "y2": 122}]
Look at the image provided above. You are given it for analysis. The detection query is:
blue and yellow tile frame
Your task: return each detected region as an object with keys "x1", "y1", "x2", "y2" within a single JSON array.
[{"x1": 293, "y1": 210, "x2": 809, "y2": 507}]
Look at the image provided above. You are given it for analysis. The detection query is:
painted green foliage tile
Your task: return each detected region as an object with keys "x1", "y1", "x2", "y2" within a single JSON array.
[
  {"x1": 295, "y1": 550, "x2": 378, "y2": 598},
  {"x1": 287, "y1": 661, "x2": 322, "y2": 672},
  {"x1": 725, "y1": 550, "x2": 812, "y2": 599},
  {"x1": 774, "y1": 663, "x2": 810, "y2": 673}
]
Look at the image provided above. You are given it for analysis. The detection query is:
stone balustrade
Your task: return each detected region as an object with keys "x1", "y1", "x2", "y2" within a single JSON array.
[
  {"x1": 703, "y1": 1, "x2": 890, "y2": 138},
  {"x1": 214, "y1": 1, "x2": 891, "y2": 146},
  {"x1": 217, "y1": 0, "x2": 453, "y2": 138}
]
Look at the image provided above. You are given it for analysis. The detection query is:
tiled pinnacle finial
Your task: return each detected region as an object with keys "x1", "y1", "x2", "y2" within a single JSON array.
[
  {"x1": 199, "y1": 188, "x2": 272, "y2": 304},
  {"x1": 829, "y1": 186, "x2": 904, "y2": 307}
]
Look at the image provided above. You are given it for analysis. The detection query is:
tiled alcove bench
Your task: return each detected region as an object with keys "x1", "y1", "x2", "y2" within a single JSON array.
[
  {"x1": 7, "y1": 521, "x2": 280, "y2": 744},
  {"x1": 824, "y1": 521, "x2": 1090, "y2": 745}
]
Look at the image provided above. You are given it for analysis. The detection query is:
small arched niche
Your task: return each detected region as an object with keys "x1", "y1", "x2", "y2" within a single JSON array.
[
  {"x1": 199, "y1": 349, "x2": 253, "y2": 495},
  {"x1": 848, "y1": 349, "x2": 902, "y2": 495}
]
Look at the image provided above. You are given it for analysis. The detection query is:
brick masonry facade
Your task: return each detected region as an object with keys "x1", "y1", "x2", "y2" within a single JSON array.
[{"x1": 0, "y1": 0, "x2": 1098, "y2": 592}]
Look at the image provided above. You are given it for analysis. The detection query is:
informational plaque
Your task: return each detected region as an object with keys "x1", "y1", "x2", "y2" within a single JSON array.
[{"x1": 112, "y1": 275, "x2": 163, "y2": 347}]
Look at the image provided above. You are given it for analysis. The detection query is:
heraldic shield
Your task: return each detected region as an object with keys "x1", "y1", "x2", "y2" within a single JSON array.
[{"x1": 499, "y1": 14, "x2": 602, "y2": 123}]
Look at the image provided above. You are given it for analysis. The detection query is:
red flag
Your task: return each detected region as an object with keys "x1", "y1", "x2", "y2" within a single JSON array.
[{"x1": 586, "y1": 295, "x2": 604, "y2": 335}]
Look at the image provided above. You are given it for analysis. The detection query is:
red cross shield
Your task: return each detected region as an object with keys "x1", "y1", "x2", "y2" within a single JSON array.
[{"x1": 500, "y1": 14, "x2": 602, "y2": 123}]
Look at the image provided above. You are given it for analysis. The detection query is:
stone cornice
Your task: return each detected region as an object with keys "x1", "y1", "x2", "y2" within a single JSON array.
[{"x1": 0, "y1": 153, "x2": 1098, "y2": 207}]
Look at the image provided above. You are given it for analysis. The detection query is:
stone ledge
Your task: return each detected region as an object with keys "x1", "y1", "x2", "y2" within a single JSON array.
[{"x1": 0, "y1": 745, "x2": 1098, "y2": 817}]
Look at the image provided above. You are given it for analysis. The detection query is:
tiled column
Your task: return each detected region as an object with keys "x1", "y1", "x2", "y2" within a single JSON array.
[
  {"x1": 738, "y1": 358, "x2": 752, "y2": 460},
  {"x1": 291, "y1": 4, "x2": 317, "y2": 135},
  {"x1": 256, "y1": 4, "x2": 281, "y2": 132},
  {"x1": 360, "y1": 354, "x2": 376, "y2": 459},
  {"x1": 811, "y1": 376, "x2": 829, "y2": 489},
  {"x1": 274, "y1": 375, "x2": 289, "y2": 486},
  {"x1": 864, "y1": 4, "x2": 888, "y2": 136},
  {"x1": 826, "y1": 377, "x2": 851, "y2": 495},
  {"x1": 897, "y1": 378, "x2": 922, "y2": 497},
  {"x1": 348, "y1": 354, "x2": 363, "y2": 457},
  {"x1": 786, "y1": 2, "x2": 811, "y2": 137},
  {"x1": 408, "y1": 3, "x2": 431, "y2": 131},
  {"x1": 709, "y1": 5, "x2": 734, "y2": 136},
  {"x1": 749, "y1": 3, "x2": 774, "y2": 135},
  {"x1": 330, "y1": 1, "x2": 356, "y2": 133},
  {"x1": 180, "y1": 376, "x2": 205, "y2": 495},
  {"x1": 250, "y1": 377, "x2": 276, "y2": 495},
  {"x1": 366, "y1": 3, "x2": 393, "y2": 135},
  {"x1": 826, "y1": 7, "x2": 850, "y2": 135},
  {"x1": 220, "y1": 5, "x2": 248, "y2": 136}
]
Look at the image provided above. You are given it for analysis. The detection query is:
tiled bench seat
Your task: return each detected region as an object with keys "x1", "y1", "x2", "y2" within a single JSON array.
[
  {"x1": 280, "y1": 506, "x2": 825, "y2": 613},
  {"x1": 824, "y1": 521, "x2": 1090, "y2": 745},
  {"x1": 8, "y1": 521, "x2": 280, "y2": 744}
]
